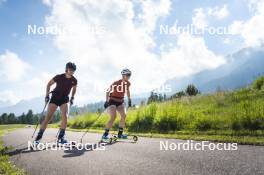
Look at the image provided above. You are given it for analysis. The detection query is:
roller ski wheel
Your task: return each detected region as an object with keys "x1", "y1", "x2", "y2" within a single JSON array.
[
  {"x1": 100, "y1": 137, "x2": 113, "y2": 144},
  {"x1": 100, "y1": 135, "x2": 114, "y2": 144},
  {"x1": 132, "y1": 135, "x2": 138, "y2": 142}
]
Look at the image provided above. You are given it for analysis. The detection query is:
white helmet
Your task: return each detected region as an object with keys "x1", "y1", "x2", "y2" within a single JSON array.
[{"x1": 121, "y1": 68, "x2": 132, "y2": 76}]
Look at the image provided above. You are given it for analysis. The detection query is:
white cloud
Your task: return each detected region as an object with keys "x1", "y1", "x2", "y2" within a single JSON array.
[
  {"x1": 248, "y1": 0, "x2": 263, "y2": 12},
  {"x1": 43, "y1": 0, "x2": 171, "y2": 104},
  {"x1": 42, "y1": 0, "x2": 51, "y2": 6},
  {"x1": 223, "y1": 38, "x2": 231, "y2": 44},
  {"x1": 136, "y1": 0, "x2": 171, "y2": 47},
  {"x1": 192, "y1": 5, "x2": 229, "y2": 30},
  {"x1": 0, "y1": 50, "x2": 30, "y2": 82},
  {"x1": 138, "y1": 0, "x2": 171, "y2": 33},
  {"x1": 229, "y1": 0, "x2": 264, "y2": 47},
  {"x1": 208, "y1": 5, "x2": 229, "y2": 19},
  {"x1": 42, "y1": 0, "x2": 225, "y2": 105},
  {"x1": 229, "y1": 21, "x2": 244, "y2": 35},
  {"x1": 161, "y1": 33, "x2": 226, "y2": 78},
  {"x1": 192, "y1": 8, "x2": 208, "y2": 29},
  {"x1": 0, "y1": 90, "x2": 19, "y2": 105},
  {"x1": 0, "y1": 71, "x2": 53, "y2": 105},
  {"x1": 0, "y1": 50, "x2": 53, "y2": 104},
  {"x1": 22, "y1": 72, "x2": 53, "y2": 98}
]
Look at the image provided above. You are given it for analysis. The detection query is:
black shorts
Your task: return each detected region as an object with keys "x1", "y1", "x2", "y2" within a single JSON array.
[
  {"x1": 109, "y1": 99, "x2": 123, "y2": 107},
  {"x1": 49, "y1": 95, "x2": 69, "y2": 106}
]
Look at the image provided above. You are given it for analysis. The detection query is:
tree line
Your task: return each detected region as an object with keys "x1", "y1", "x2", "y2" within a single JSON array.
[
  {"x1": 147, "y1": 84, "x2": 200, "y2": 104},
  {"x1": 0, "y1": 109, "x2": 61, "y2": 125}
]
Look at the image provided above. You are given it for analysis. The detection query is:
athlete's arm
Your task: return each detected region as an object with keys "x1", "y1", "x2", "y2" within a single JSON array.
[
  {"x1": 127, "y1": 88, "x2": 131, "y2": 100},
  {"x1": 71, "y1": 85, "x2": 77, "y2": 98},
  {"x1": 46, "y1": 79, "x2": 55, "y2": 97},
  {"x1": 127, "y1": 87, "x2": 132, "y2": 107},
  {"x1": 106, "y1": 91, "x2": 110, "y2": 102},
  {"x1": 106, "y1": 83, "x2": 113, "y2": 102}
]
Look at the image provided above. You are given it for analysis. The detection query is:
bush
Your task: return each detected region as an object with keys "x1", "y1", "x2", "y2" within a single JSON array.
[
  {"x1": 252, "y1": 76, "x2": 264, "y2": 90},
  {"x1": 239, "y1": 100, "x2": 264, "y2": 130},
  {"x1": 192, "y1": 114, "x2": 213, "y2": 131},
  {"x1": 186, "y1": 84, "x2": 199, "y2": 96},
  {"x1": 230, "y1": 117, "x2": 242, "y2": 131},
  {"x1": 128, "y1": 104, "x2": 157, "y2": 132},
  {"x1": 154, "y1": 103, "x2": 186, "y2": 132},
  {"x1": 170, "y1": 91, "x2": 186, "y2": 99},
  {"x1": 129, "y1": 111, "x2": 154, "y2": 132},
  {"x1": 155, "y1": 115, "x2": 182, "y2": 132}
]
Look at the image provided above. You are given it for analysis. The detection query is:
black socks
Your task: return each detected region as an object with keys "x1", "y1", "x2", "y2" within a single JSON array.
[
  {"x1": 35, "y1": 128, "x2": 45, "y2": 141},
  {"x1": 103, "y1": 128, "x2": 124, "y2": 137},
  {"x1": 103, "y1": 129, "x2": 110, "y2": 137},
  {"x1": 58, "y1": 128, "x2": 66, "y2": 139},
  {"x1": 118, "y1": 127, "x2": 123, "y2": 137},
  {"x1": 35, "y1": 128, "x2": 66, "y2": 141}
]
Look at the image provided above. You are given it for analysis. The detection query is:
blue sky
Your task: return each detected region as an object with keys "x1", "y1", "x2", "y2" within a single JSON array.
[
  {"x1": 0, "y1": 0, "x2": 60, "y2": 70},
  {"x1": 0, "y1": 0, "x2": 263, "y2": 106}
]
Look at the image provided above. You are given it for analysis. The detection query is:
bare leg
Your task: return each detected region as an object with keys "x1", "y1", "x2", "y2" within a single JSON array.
[
  {"x1": 40, "y1": 103, "x2": 58, "y2": 130},
  {"x1": 35, "y1": 103, "x2": 57, "y2": 141},
  {"x1": 116, "y1": 103, "x2": 127, "y2": 137},
  {"x1": 117, "y1": 103, "x2": 126, "y2": 128},
  {"x1": 59, "y1": 103, "x2": 68, "y2": 129},
  {"x1": 57, "y1": 103, "x2": 68, "y2": 141},
  {"x1": 105, "y1": 105, "x2": 117, "y2": 129}
]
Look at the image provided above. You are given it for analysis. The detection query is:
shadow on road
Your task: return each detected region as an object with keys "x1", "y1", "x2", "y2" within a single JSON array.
[
  {"x1": 7, "y1": 146, "x2": 47, "y2": 156},
  {"x1": 4, "y1": 140, "x2": 119, "y2": 158},
  {"x1": 62, "y1": 141, "x2": 118, "y2": 158}
]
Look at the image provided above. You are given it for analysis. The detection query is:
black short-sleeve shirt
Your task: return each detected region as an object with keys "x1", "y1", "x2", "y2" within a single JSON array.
[{"x1": 52, "y1": 73, "x2": 77, "y2": 97}]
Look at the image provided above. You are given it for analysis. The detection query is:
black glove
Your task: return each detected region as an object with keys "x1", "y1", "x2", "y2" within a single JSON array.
[
  {"x1": 104, "y1": 101, "x2": 109, "y2": 109},
  {"x1": 70, "y1": 97, "x2": 74, "y2": 106},
  {"x1": 128, "y1": 99, "x2": 132, "y2": 107},
  {"x1": 45, "y1": 95, "x2": 50, "y2": 103}
]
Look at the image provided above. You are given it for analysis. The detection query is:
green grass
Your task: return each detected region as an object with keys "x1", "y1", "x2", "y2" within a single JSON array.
[
  {"x1": 0, "y1": 124, "x2": 26, "y2": 175},
  {"x1": 61, "y1": 87, "x2": 264, "y2": 145}
]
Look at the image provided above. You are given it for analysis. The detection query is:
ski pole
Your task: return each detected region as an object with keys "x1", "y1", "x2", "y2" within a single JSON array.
[
  {"x1": 31, "y1": 101, "x2": 48, "y2": 138},
  {"x1": 80, "y1": 108, "x2": 107, "y2": 143}
]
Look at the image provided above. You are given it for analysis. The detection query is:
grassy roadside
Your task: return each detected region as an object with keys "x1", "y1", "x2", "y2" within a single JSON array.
[
  {"x1": 54, "y1": 82, "x2": 264, "y2": 146},
  {"x1": 0, "y1": 124, "x2": 26, "y2": 175},
  {"x1": 49, "y1": 124, "x2": 264, "y2": 146}
]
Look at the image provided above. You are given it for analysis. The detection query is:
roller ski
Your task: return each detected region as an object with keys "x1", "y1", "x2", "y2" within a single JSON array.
[
  {"x1": 100, "y1": 135, "x2": 115, "y2": 144},
  {"x1": 112, "y1": 134, "x2": 138, "y2": 143},
  {"x1": 113, "y1": 127, "x2": 138, "y2": 143}
]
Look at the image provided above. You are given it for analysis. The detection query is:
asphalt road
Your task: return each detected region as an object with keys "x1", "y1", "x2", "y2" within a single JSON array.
[{"x1": 3, "y1": 128, "x2": 264, "y2": 175}]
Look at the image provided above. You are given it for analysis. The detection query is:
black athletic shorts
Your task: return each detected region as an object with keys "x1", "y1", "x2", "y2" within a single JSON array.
[
  {"x1": 109, "y1": 99, "x2": 123, "y2": 107},
  {"x1": 49, "y1": 95, "x2": 69, "y2": 106}
]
